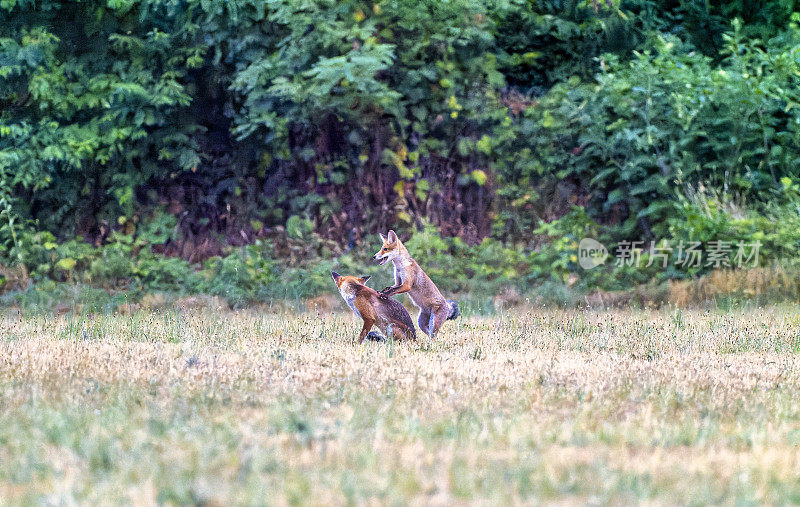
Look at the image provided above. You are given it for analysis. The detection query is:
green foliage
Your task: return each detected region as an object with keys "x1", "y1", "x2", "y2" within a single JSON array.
[
  {"x1": 624, "y1": 0, "x2": 799, "y2": 57},
  {"x1": 224, "y1": 0, "x2": 509, "y2": 230},
  {"x1": 3, "y1": 0, "x2": 800, "y2": 305},
  {"x1": 403, "y1": 223, "x2": 531, "y2": 297},
  {"x1": 668, "y1": 187, "x2": 800, "y2": 273},
  {"x1": 136, "y1": 209, "x2": 179, "y2": 245},
  {"x1": 135, "y1": 254, "x2": 199, "y2": 293},
  {"x1": 0, "y1": 281, "x2": 130, "y2": 314},
  {"x1": 1, "y1": 1, "x2": 203, "y2": 238},
  {"x1": 529, "y1": 207, "x2": 601, "y2": 284},
  {"x1": 496, "y1": 0, "x2": 637, "y2": 88},
  {"x1": 198, "y1": 243, "x2": 278, "y2": 308},
  {"x1": 498, "y1": 24, "x2": 800, "y2": 242}
]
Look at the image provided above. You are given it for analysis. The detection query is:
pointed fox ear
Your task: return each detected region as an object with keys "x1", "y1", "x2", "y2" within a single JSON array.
[
  {"x1": 378, "y1": 233, "x2": 387, "y2": 242},
  {"x1": 331, "y1": 271, "x2": 341, "y2": 281},
  {"x1": 387, "y1": 230, "x2": 398, "y2": 243},
  {"x1": 359, "y1": 275, "x2": 371, "y2": 284}
]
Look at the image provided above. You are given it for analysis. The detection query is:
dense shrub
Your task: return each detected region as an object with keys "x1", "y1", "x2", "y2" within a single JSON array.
[{"x1": 2, "y1": 0, "x2": 800, "y2": 306}]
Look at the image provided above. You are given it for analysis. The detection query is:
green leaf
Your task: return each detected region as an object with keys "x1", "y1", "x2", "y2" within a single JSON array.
[
  {"x1": 56, "y1": 258, "x2": 77, "y2": 271},
  {"x1": 471, "y1": 170, "x2": 487, "y2": 186},
  {"x1": 541, "y1": 111, "x2": 554, "y2": 128}
]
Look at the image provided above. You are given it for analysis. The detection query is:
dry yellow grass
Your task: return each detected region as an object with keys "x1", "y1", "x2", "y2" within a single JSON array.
[
  {"x1": 668, "y1": 267, "x2": 800, "y2": 307},
  {"x1": 0, "y1": 306, "x2": 799, "y2": 504}
]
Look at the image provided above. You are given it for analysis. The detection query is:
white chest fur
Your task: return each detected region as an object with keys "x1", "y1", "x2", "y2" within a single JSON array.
[
  {"x1": 392, "y1": 258, "x2": 412, "y2": 283},
  {"x1": 338, "y1": 287, "x2": 361, "y2": 318}
]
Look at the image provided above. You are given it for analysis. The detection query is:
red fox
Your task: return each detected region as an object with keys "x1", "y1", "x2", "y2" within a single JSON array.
[
  {"x1": 331, "y1": 272, "x2": 417, "y2": 343},
  {"x1": 373, "y1": 230, "x2": 459, "y2": 337}
]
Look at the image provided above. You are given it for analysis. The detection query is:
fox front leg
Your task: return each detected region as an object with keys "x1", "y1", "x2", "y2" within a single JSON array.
[
  {"x1": 357, "y1": 318, "x2": 375, "y2": 344},
  {"x1": 381, "y1": 279, "x2": 412, "y2": 297},
  {"x1": 379, "y1": 285, "x2": 399, "y2": 298}
]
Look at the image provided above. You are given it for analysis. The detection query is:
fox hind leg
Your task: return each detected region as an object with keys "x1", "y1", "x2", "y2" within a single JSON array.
[
  {"x1": 417, "y1": 309, "x2": 433, "y2": 337},
  {"x1": 431, "y1": 306, "x2": 451, "y2": 337}
]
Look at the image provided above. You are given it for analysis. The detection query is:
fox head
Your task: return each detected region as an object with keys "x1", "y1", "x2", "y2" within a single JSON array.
[
  {"x1": 331, "y1": 272, "x2": 371, "y2": 296},
  {"x1": 373, "y1": 230, "x2": 406, "y2": 265}
]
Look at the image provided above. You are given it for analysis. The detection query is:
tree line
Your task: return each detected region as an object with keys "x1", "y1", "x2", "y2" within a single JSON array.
[{"x1": 1, "y1": 0, "x2": 799, "y2": 300}]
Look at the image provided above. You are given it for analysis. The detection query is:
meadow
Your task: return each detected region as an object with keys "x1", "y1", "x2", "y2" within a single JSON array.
[{"x1": 0, "y1": 305, "x2": 799, "y2": 504}]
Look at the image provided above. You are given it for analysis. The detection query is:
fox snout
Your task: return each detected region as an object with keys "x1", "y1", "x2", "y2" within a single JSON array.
[
  {"x1": 373, "y1": 250, "x2": 392, "y2": 265},
  {"x1": 374, "y1": 254, "x2": 392, "y2": 265}
]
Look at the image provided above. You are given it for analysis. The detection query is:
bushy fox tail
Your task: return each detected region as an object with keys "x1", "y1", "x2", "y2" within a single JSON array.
[{"x1": 446, "y1": 300, "x2": 460, "y2": 320}]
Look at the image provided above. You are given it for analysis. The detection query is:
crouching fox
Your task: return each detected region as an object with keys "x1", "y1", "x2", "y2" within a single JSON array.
[{"x1": 331, "y1": 272, "x2": 416, "y2": 343}]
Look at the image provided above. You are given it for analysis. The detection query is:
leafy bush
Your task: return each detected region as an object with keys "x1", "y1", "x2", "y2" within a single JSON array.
[
  {"x1": 135, "y1": 254, "x2": 200, "y2": 294},
  {"x1": 667, "y1": 183, "x2": 800, "y2": 274},
  {"x1": 198, "y1": 243, "x2": 278, "y2": 308},
  {"x1": 3, "y1": 0, "x2": 800, "y2": 308},
  {"x1": 0, "y1": 281, "x2": 129, "y2": 314},
  {"x1": 500, "y1": 24, "x2": 800, "y2": 241}
]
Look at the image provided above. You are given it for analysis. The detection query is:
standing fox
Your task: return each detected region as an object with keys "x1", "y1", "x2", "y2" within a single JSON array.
[
  {"x1": 331, "y1": 272, "x2": 416, "y2": 344},
  {"x1": 373, "y1": 230, "x2": 459, "y2": 337}
]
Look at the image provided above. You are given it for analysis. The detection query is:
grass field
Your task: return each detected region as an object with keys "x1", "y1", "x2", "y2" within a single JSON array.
[{"x1": 1, "y1": 305, "x2": 799, "y2": 504}]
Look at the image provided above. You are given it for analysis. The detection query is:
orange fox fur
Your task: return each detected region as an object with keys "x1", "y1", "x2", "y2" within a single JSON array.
[
  {"x1": 373, "y1": 230, "x2": 459, "y2": 337},
  {"x1": 331, "y1": 272, "x2": 416, "y2": 344}
]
